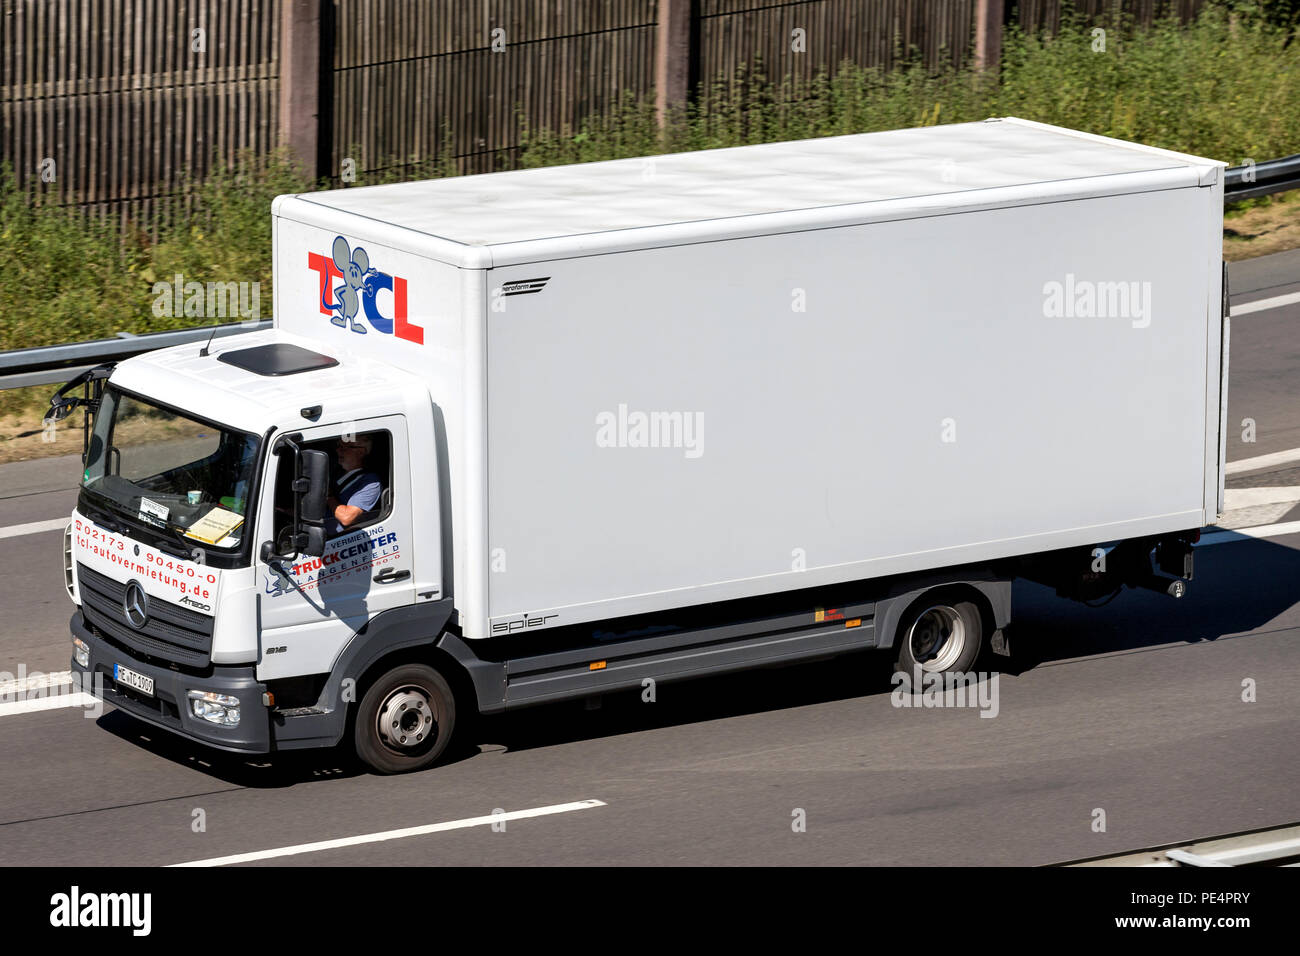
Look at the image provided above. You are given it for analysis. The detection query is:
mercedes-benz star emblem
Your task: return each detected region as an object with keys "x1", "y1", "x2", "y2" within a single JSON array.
[{"x1": 123, "y1": 581, "x2": 149, "y2": 630}]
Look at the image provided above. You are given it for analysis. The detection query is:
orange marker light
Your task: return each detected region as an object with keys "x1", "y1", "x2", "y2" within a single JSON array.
[
  {"x1": 589, "y1": 661, "x2": 607, "y2": 671},
  {"x1": 845, "y1": 618, "x2": 861, "y2": 628}
]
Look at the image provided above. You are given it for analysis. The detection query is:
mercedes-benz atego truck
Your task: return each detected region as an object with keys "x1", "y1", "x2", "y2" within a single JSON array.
[{"x1": 54, "y1": 118, "x2": 1227, "y2": 772}]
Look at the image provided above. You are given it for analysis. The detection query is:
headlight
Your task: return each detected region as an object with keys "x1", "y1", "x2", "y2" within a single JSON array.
[
  {"x1": 72, "y1": 636, "x2": 89, "y2": 668},
  {"x1": 187, "y1": 690, "x2": 240, "y2": 727}
]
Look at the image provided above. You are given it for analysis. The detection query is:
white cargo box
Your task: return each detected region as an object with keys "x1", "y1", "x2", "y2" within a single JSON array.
[{"x1": 272, "y1": 117, "x2": 1227, "y2": 640}]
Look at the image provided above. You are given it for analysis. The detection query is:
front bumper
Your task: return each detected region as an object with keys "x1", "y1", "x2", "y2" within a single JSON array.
[{"x1": 71, "y1": 610, "x2": 272, "y2": 754}]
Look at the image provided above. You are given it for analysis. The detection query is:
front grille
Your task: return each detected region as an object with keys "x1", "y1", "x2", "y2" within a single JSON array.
[{"x1": 77, "y1": 563, "x2": 214, "y2": 668}]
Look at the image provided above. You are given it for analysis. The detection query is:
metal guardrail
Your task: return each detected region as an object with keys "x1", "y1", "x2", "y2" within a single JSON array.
[
  {"x1": 0, "y1": 320, "x2": 270, "y2": 390},
  {"x1": 0, "y1": 153, "x2": 1295, "y2": 392},
  {"x1": 1224, "y1": 153, "x2": 1300, "y2": 202}
]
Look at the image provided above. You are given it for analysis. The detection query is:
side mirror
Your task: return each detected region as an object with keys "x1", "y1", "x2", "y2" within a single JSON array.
[
  {"x1": 299, "y1": 525, "x2": 326, "y2": 558},
  {"x1": 296, "y1": 449, "x2": 329, "y2": 557},
  {"x1": 48, "y1": 364, "x2": 112, "y2": 418},
  {"x1": 48, "y1": 364, "x2": 113, "y2": 463},
  {"x1": 298, "y1": 449, "x2": 330, "y2": 526},
  {"x1": 264, "y1": 442, "x2": 331, "y2": 563}
]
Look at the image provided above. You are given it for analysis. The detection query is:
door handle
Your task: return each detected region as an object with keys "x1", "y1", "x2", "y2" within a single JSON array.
[{"x1": 373, "y1": 568, "x2": 410, "y2": 584}]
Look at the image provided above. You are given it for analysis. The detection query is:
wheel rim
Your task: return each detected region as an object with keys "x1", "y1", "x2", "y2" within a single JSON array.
[
  {"x1": 907, "y1": 605, "x2": 966, "y2": 672},
  {"x1": 376, "y1": 684, "x2": 438, "y2": 751}
]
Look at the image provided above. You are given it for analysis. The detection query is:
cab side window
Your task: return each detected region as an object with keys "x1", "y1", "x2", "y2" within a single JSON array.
[{"x1": 272, "y1": 430, "x2": 393, "y2": 545}]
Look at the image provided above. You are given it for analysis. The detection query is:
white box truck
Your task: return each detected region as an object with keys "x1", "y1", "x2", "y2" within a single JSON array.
[{"x1": 55, "y1": 117, "x2": 1228, "y2": 772}]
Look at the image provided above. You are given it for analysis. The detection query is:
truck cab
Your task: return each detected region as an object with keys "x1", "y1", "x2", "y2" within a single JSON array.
[{"x1": 65, "y1": 331, "x2": 458, "y2": 771}]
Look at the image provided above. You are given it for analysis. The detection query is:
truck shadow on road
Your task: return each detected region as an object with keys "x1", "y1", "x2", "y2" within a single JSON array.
[
  {"x1": 1002, "y1": 536, "x2": 1300, "y2": 672},
  {"x1": 93, "y1": 537, "x2": 1298, "y2": 780},
  {"x1": 92, "y1": 711, "x2": 366, "y2": 787}
]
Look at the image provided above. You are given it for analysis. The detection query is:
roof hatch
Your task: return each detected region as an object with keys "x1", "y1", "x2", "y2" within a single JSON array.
[{"x1": 217, "y1": 343, "x2": 339, "y2": 377}]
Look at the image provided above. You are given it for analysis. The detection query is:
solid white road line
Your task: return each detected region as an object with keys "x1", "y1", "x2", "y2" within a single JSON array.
[
  {"x1": 0, "y1": 517, "x2": 68, "y2": 540},
  {"x1": 1200, "y1": 520, "x2": 1300, "y2": 546},
  {"x1": 1226, "y1": 446, "x2": 1300, "y2": 475},
  {"x1": 0, "y1": 670, "x2": 73, "y2": 694},
  {"x1": 0, "y1": 692, "x2": 98, "y2": 717},
  {"x1": 1230, "y1": 290, "x2": 1300, "y2": 317},
  {"x1": 0, "y1": 670, "x2": 98, "y2": 716},
  {"x1": 168, "y1": 800, "x2": 609, "y2": 867},
  {"x1": 1222, "y1": 486, "x2": 1300, "y2": 508}
]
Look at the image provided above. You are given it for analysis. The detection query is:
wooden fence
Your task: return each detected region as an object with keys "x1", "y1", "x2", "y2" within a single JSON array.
[
  {"x1": 330, "y1": 1, "x2": 659, "y2": 178},
  {"x1": 1012, "y1": 0, "x2": 1206, "y2": 33},
  {"x1": 1, "y1": 0, "x2": 280, "y2": 225},
  {"x1": 1, "y1": 0, "x2": 1211, "y2": 226},
  {"x1": 699, "y1": 0, "x2": 978, "y2": 83}
]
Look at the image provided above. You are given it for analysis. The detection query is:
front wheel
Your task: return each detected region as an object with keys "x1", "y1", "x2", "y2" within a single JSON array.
[
  {"x1": 353, "y1": 663, "x2": 456, "y2": 774},
  {"x1": 894, "y1": 600, "x2": 983, "y2": 677}
]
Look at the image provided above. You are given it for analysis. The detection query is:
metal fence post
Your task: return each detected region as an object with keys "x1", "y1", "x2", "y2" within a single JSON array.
[
  {"x1": 974, "y1": 0, "x2": 1005, "y2": 72},
  {"x1": 656, "y1": 0, "x2": 698, "y2": 127},
  {"x1": 279, "y1": 0, "x2": 332, "y2": 178}
]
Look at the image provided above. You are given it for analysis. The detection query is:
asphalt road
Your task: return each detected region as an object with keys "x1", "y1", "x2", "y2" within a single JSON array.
[
  {"x1": 0, "y1": 250, "x2": 1296, "y2": 866},
  {"x1": 1226, "y1": 248, "x2": 1300, "y2": 459}
]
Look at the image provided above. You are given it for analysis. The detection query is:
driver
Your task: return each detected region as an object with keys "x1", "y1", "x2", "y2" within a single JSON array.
[{"x1": 327, "y1": 434, "x2": 381, "y2": 536}]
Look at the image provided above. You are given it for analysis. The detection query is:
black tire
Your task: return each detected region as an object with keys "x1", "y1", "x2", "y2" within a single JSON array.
[
  {"x1": 894, "y1": 599, "x2": 983, "y2": 678},
  {"x1": 353, "y1": 663, "x2": 455, "y2": 774}
]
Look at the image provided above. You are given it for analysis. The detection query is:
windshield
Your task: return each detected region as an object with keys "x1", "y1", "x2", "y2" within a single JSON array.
[{"x1": 82, "y1": 387, "x2": 260, "y2": 550}]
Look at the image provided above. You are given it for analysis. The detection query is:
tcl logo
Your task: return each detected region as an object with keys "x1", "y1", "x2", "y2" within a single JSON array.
[{"x1": 307, "y1": 235, "x2": 424, "y2": 344}]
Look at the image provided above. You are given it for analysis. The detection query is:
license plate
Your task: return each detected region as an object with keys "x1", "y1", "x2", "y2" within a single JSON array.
[{"x1": 114, "y1": 664, "x2": 155, "y2": 697}]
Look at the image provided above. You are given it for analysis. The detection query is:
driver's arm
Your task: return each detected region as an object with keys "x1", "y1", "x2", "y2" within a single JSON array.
[
  {"x1": 334, "y1": 503, "x2": 365, "y2": 528},
  {"x1": 334, "y1": 477, "x2": 381, "y2": 530}
]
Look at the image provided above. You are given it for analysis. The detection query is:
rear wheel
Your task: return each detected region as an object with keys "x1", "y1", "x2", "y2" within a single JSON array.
[
  {"x1": 894, "y1": 600, "x2": 983, "y2": 677},
  {"x1": 354, "y1": 663, "x2": 455, "y2": 774}
]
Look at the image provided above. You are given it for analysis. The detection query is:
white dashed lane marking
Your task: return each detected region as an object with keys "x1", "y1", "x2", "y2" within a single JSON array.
[{"x1": 168, "y1": 800, "x2": 609, "y2": 867}]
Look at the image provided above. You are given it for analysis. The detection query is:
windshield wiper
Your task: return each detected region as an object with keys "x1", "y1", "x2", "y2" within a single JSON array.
[
  {"x1": 97, "y1": 515, "x2": 125, "y2": 535},
  {"x1": 77, "y1": 491, "x2": 128, "y2": 534},
  {"x1": 157, "y1": 532, "x2": 196, "y2": 561}
]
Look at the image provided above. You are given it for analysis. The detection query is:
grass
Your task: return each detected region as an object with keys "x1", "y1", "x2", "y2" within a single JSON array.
[
  {"x1": 1223, "y1": 188, "x2": 1300, "y2": 260},
  {"x1": 1, "y1": 151, "x2": 317, "y2": 353},
  {"x1": 520, "y1": 9, "x2": 1300, "y2": 167},
  {"x1": 2, "y1": 3, "x2": 1298, "y2": 448},
  {"x1": 0, "y1": 150, "x2": 319, "y2": 421}
]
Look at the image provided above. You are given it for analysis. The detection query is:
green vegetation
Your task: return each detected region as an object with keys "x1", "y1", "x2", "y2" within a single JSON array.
[
  {"x1": 0, "y1": 150, "x2": 314, "y2": 352},
  {"x1": 0, "y1": 151, "x2": 318, "y2": 417},
  {"x1": 3, "y1": 3, "x2": 1298, "y2": 422},
  {"x1": 521, "y1": 7, "x2": 1300, "y2": 166}
]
